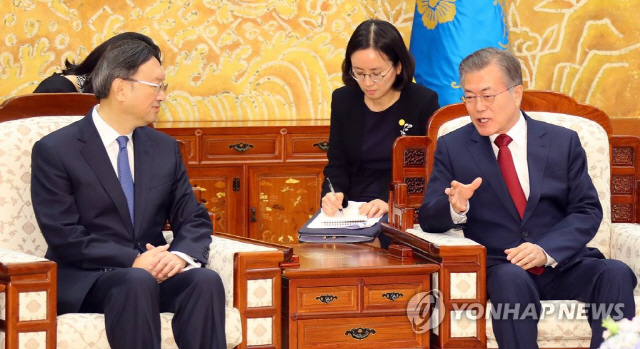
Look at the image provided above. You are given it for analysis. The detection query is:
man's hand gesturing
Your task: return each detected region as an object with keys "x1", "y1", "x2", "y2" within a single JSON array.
[{"x1": 445, "y1": 177, "x2": 483, "y2": 213}]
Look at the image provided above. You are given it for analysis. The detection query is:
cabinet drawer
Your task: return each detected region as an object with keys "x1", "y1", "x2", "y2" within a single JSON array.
[
  {"x1": 297, "y1": 316, "x2": 424, "y2": 348},
  {"x1": 285, "y1": 134, "x2": 329, "y2": 160},
  {"x1": 201, "y1": 134, "x2": 281, "y2": 162},
  {"x1": 363, "y1": 282, "x2": 424, "y2": 312},
  {"x1": 297, "y1": 286, "x2": 358, "y2": 313}
]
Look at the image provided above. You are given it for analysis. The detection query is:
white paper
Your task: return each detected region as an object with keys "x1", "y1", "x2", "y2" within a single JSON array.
[{"x1": 306, "y1": 201, "x2": 383, "y2": 229}]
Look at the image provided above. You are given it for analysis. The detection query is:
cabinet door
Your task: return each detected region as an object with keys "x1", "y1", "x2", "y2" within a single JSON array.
[
  {"x1": 248, "y1": 165, "x2": 325, "y2": 243},
  {"x1": 188, "y1": 166, "x2": 244, "y2": 236}
]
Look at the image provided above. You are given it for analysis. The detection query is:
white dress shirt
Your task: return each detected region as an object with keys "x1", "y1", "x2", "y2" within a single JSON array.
[
  {"x1": 91, "y1": 107, "x2": 200, "y2": 269},
  {"x1": 448, "y1": 112, "x2": 556, "y2": 267}
]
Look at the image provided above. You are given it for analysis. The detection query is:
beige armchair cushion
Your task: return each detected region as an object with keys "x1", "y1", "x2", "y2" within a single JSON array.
[{"x1": 56, "y1": 310, "x2": 242, "y2": 349}]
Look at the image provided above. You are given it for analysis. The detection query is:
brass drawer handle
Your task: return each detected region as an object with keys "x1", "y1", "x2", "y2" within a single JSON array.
[
  {"x1": 229, "y1": 142, "x2": 254, "y2": 152},
  {"x1": 345, "y1": 327, "x2": 376, "y2": 340},
  {"x1": 315, "y1": 294, "x2": 338, "y2": 303},
  {"x1": 313, "y1": 140, "x2": 329, "y2": 151},
  {"x1": 382, "y1": 292, "x2": 404, "y2": 301}
]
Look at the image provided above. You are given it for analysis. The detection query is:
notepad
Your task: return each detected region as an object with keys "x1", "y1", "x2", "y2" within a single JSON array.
[
  {"x1": 322, "y1": 219, "x2": 367, "y2": 227},
  {"x1": 306, "y1": 201, "x2": 382, "y2": 229}
]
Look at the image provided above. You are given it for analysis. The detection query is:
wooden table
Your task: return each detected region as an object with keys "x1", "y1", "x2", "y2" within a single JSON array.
[{"x1": 281, "y1": 243, "x2": 439, "y2": 349}]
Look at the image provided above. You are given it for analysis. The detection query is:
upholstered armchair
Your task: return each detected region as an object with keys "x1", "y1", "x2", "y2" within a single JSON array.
[
  {"x1": 0, "y1": 94, "x2": 288, "y2": 349},
  {"x1": 383, "y1": 91, "x2": 640, "y2": 348}
]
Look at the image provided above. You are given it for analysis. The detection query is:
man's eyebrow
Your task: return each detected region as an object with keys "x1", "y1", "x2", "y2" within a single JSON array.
[{"x1": 463, "y1": 87, "x2": 493, "y2": 93}]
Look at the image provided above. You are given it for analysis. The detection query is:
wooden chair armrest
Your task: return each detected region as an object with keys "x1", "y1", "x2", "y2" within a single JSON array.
[
  {"x1": 0, "y1": 260, "x2": 57, "y2": 349},
  {"x1": 388, "y1": 135, "x2": 432, "y2": 231},
  {"x1": 382, "y1": 223, "x2": 487, "y2": 348},
  {"x1": 388, "y1": 182, "x2": 417, "y2": 231},
  {"x1": 209, "y1": 233, "x2": 291, "y2": 349}
]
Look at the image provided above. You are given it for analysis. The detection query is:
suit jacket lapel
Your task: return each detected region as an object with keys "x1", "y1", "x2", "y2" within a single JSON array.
[
  {"x1": 77, "y1": 115, "x2": 135, "y2": 236},
  {"x1": 133, "y1": 128, "x2": 152, "y2": 238},
  {"x1": 522, "y1": 114, "x2": 549, "y2": 224},
  {"x1": 468, "y1": 128, "x2": 522, "y2": 221}
]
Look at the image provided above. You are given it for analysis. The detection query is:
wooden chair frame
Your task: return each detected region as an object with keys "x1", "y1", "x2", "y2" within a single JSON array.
[{"x1": 0, "y1": 93, "x2": 98, "y2": 122}]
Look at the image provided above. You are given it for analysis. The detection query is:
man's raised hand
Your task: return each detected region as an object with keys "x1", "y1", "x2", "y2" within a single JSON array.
[{"x1": 445, "y1": 177, "x2": 483, "y2": 214}]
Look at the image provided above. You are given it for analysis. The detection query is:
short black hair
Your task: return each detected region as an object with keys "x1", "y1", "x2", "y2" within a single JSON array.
[
  {"x1": 63, "y1": 32, "x2": 160, "y2": 93},
  {"x1": 342, "y1": 19, "x2": 415, "y2": 90},
  {"x1": 92, "y1": 39, "x2": 162, "y2": 99}
]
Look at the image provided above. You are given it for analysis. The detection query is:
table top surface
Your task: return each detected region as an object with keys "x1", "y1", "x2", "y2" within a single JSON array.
[{"x1": 281, "y1": 243, "x2": 438, "y2": 278}]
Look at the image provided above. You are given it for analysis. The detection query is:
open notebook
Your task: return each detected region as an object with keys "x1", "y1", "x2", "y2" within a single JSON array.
[{"x1": 306, "y1": 201, "x2": 382, "y2": 229}]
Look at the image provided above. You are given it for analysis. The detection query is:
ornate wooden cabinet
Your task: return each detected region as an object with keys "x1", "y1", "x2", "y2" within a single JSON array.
[
  {"x1": 281, "y1": 243, "x2": 438, "y2": 349},
  {"x1": 157, "y1": 121, "x2": 330, "y2": 243}
]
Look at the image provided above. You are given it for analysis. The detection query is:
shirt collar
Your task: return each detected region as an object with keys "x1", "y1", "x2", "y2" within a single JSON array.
[
  {"x1": 91, "y1": 105, "x2": 133, "y2": 147},
  {"x1": 489, "y1": 111, "x2": 527, "y2": 147}
]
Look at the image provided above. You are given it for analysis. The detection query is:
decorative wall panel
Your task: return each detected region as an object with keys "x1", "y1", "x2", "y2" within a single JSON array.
[
  {"x1": 507, "y1": 0, "x2": 640, "y2": 119},
  {"x1": 1, "y1": 1, "x2": 415, "y2": 121},
  {"x1": 2, "y1": 1, "x2": 638, "y2": 121}
]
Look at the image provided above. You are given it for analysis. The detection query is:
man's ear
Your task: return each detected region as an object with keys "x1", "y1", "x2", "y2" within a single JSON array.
[
  {"x1": 113, "y1": 78, "x2": 128, "y2": 102},
  {"x1": 514, "y1": 84, "x2": 524, "y2": 106}
]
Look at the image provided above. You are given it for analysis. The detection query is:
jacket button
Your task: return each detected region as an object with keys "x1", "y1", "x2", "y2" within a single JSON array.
[{"x1": 521, "y1": 231, "x2": 529, "y2": 237}]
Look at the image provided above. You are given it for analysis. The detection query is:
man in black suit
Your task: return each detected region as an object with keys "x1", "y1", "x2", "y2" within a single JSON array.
[
  {"x1": 419, "y1": 47, "x2": 636, "y2": 349},
  {"x1": 31, "y1": 39, "x2": 225, "y2": 349}
]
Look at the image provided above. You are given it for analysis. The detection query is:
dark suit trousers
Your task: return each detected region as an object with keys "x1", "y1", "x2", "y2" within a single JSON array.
[
  {"x1": 487, "y1": 258, "x2": 636, "y2": 349},
  {"x1": 80, "y1": 267, "x2": 226, "y2": 349}
]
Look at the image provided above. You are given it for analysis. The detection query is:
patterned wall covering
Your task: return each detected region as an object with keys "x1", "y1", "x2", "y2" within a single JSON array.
[
  {"x1": 0, "y1": 0, "x2": 415, "y2": 122},
  {"x1": 1, "y1": 1, "x2": 638, "y2": 120},
  {"x1": 506, "y1": 0, "x2": 640, "y2": 119}
]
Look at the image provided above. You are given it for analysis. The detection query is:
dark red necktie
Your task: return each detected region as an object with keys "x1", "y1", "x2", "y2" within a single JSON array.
[
  {"x1": 495, "y1": 134, "x2": 526, "y2": 219},
  {"x1": 494, "y1": 134, "x2": 544, "y2": 275}
]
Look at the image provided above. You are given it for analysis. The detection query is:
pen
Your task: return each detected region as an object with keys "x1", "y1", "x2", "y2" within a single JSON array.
[{"x1": 326, "y1": 177, "x2": 343, "y2": 213}]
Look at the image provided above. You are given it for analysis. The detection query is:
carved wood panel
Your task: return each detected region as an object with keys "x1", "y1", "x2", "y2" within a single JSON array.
[
  {"x1": 405, "y1": 177, "x2": 426, "y2": 195},
  {"x1": 613, "y1": 147, "x2": 634, "y2": 166},
  {"x1": 612, "y1": 175, "x2": 635, "y2": 195},
  {"x1": 612, "y1": 203, "x2": 634, "y2": 223},
  {"x1": 403, "y1": 148, "x2": 426, "y2": 167}
]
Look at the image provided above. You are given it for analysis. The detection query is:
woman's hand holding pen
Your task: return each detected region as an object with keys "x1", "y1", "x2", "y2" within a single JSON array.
[{"x1": 321, "y1": 191, "x2": 344, "y2": 217}]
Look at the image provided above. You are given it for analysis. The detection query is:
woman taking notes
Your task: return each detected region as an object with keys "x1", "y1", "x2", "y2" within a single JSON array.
[{"x1": 320, "y1": 19, "x2": 439, "y2": 246}]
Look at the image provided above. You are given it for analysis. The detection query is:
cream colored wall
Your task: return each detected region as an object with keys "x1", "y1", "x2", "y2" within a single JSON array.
[{"x1": 1, "y1": 1, "x2": 638, "y2": 120}]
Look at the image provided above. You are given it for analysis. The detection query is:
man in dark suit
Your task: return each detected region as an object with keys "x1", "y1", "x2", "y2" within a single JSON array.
[
  {"x1": 31, "y1": 39, "x2": 226, "y2": 349},
  {"x1": 419, "y1": 47, "x2": 636, "y2": 349}
]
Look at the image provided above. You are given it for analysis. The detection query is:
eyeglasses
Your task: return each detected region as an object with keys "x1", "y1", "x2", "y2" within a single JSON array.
[
  {"x1": 123, "y1": 78, "x2": 168, "y2": 93},
  {"x1": 461, "y1": 85, "x2": 517, "y2": 105},
  {"x1": 350, "y1": 66, "x2": 394, "y2": 83}
]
